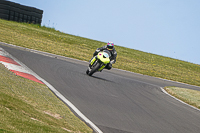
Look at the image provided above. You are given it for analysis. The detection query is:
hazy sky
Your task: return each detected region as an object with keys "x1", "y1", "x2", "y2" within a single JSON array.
[{"x1": 9, "y1": 0, "x2": 200, "y2": 65}]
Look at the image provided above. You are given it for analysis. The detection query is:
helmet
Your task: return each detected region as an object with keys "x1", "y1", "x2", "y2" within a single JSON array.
[{"x1": 107, "y1": 42, "x2": 114, "y2": 50}]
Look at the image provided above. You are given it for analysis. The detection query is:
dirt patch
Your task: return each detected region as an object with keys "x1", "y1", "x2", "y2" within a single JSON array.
[{"x1": 43, "y1": 111, "x2": 62, "y2": 119}]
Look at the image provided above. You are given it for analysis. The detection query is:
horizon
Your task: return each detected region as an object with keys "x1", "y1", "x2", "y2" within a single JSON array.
[{"x1": 7, "y1": 0, "x2": 200, "y2": 65}]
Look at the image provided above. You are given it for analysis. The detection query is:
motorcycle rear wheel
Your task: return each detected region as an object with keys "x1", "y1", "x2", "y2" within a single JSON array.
[{"x1": 86, "y1": 68, "x2": 89, "y2": 75}]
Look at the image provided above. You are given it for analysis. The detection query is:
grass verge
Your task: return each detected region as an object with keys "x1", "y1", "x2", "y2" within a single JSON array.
[
  {"x1": 0, "y1": 19, "x2": 199, "y2": 86},
  {"x1": 0, "y1": 64, "x2": 93, "y2": 133},
  {"x1": 0, "y1": 19, "x2": 200, "y2": 131},
  {"x1": 164, "y1": 87, "x2": 200, "y2": 109}
]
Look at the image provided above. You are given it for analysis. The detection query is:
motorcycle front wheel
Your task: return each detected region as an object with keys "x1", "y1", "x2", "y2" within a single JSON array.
[{"x1": 88, "y1": 63, "x2": 100, "y2": 76}]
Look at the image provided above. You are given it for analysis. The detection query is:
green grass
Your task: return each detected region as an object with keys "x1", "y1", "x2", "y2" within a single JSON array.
[
  {"x1": 165, "y1": 87, "x2": 200, "y2": 109},
  {"x1": 0, "y1": 64, "x2": 92, "y2": 133},
  {"x1": 0, "y1": 19, "x2": 200, "y2": 131},
  {"x1": 0, "y1": 19, "x2": 199, "y2": 86}
]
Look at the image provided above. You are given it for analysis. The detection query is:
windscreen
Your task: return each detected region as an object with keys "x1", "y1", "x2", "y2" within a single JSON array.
[{"x1": 103, "y1": 50, "x2": 111, "y2": 58}]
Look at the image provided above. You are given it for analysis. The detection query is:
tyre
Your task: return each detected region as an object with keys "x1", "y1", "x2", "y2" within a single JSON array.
[
  {"x1": 14, "y1": 12, "x2": 19, "y2": 17},
  {"x1": 18, "y1": 18, "x2": 22, "y2": 22},
  {"x1": 19, "y1": 13, "x2": 23, "y2": 18},
  {"x1": 86, "y1": 68, "x2": 89, "y2": 75},
  {"x1": 35, "y1": 17, "x2": 39, "y2": 24},
  {"x1": 38, "y1": 19, "x2": 42, "y2": 24},
  {"x1": 0, "y1": 1, "x2": 9, "y2": 4},
  {"x1": 0, "y1": 9, "x2": 9, "y2": 15},
  {"x1": 7, "y1": 1, "x2": 19, "y2": 7},
  {"x1": 14, "y1": 16, "x2": 18, "y2": 21},
  {"x1": 0, "y1": 4, "x2": 10, "y2": 10},
  {"x1": 31, "y1": 12, "x2": 42, "y2": 19},
  {"x1": 31, "y1": 16, "x2": 35, "y2": 23},
  {"x1": 88, "y1": 62, "x2": 100, "y2": 76},
  {"x1": 23, "y1": 14, "x2": 27, "y2": 22},
  {"x1": 0, "y1": 13, "x2": 9, "y2": 20},
  {"x1": 30, "y1": 7, "x2": 43, "y2": 14},
  {"x1": 27, "y1": 15, "x2": 31, "y2": 23},
  {"x1": 11, "y1": 7, "x2": 21, "y2": 13},
  {"x1": 9, "y1": 15, "x2": 14, "y2": 21},
  {"x1": 18, "y1": 13, "x2": 23, "y2": 22},
  {"x1": 9, "y1": 11, "x2": 14, "y2": 16},
  {"x1": 0, "y1": 1, "x2": 43, "y2": 24}
]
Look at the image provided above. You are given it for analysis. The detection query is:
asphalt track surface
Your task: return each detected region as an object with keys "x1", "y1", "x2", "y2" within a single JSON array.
[{"x1": 1, "y1": 43, "x2": 200, "y2": 133}]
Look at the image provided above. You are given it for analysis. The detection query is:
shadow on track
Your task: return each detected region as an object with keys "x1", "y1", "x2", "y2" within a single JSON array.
[{"x1": 84, "y1": 73, "x2": 115, "y2": 83}]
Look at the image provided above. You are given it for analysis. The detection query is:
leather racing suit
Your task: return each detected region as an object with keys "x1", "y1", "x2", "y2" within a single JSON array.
[{"x1": 93, "y1": 45, "x2": 117, "y2": 70}]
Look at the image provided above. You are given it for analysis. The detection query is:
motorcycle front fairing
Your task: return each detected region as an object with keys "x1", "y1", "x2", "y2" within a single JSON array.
[{"x1": 89, "y1": 50, "x2": 110, "y2": 71}]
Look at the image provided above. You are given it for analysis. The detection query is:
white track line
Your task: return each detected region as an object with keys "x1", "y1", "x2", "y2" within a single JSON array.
[
  {"x1": 160, "y1": 87, "x2": 200, "y2": 112},
  {"x1": 0, "y1": 46, "x2": 103, "y2": 133},
  {"x1": 2, "y1": 41, "x2": 200, "y2": 131},
  {"x1": 0, "y1": 62, "x2": 32, "y2": 74}
]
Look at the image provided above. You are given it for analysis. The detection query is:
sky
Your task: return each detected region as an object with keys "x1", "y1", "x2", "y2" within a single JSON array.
[{"x1": 8, "y1": 0, "x2": 200, "y2": 65}]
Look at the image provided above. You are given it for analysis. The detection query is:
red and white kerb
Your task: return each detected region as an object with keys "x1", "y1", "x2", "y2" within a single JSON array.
[{"x1": 0, "y1": 48, "x2": 44, "y2": 84}]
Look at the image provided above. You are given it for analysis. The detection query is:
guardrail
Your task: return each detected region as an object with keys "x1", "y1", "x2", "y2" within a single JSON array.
[{"x1": 0, "y1": 0, "x2": 43, "y2": 24}]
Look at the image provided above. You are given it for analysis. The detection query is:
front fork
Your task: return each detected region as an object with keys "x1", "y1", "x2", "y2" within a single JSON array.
[
  {"x1": 90, "y1": 56, "x2": 105, "y2": 71},
  {"x1": 90, "y1": 56, "x2": 97, "y2": 66}
]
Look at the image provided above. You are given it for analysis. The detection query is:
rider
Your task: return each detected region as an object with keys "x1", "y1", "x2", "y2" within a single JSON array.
[{"x1": 93, "y1": 41, "x2": 117, "y2": 70}]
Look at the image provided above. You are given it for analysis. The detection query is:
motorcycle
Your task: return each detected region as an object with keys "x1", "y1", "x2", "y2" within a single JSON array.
[{"x1": 86, "y1": 50, "x2": 111, "y2": 76}]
